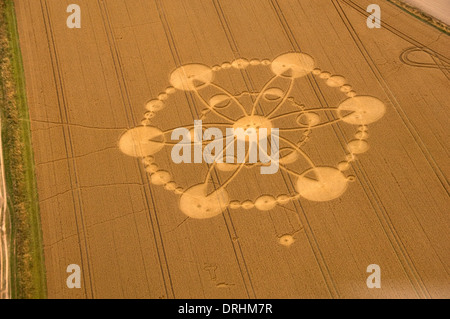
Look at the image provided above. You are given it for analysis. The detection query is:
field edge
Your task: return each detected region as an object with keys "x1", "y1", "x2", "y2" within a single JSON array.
[
  {"x1": 0, "y1": 0, "x2": 47, "y2": 299},
  {"x1": 387, "y1": 0, "x2": 450, "y2": 35}
]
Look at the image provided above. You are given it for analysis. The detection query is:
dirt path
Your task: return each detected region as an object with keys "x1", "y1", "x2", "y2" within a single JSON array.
[
  {"x1": 13, "y1": 0, "x2": 450, "y2": 298},
  {"x1": 0, "y1": 121, "x2": 10, "y2": 299}
]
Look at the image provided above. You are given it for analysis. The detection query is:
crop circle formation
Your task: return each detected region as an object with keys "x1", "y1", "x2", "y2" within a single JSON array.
[{"x1": 119, "y1": 52, "x2": 386, "y2": 219}]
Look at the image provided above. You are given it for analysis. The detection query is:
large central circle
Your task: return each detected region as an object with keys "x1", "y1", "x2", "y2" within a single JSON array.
[{"x1": 232, "y1": 115, "x2": 273, "y2": 142}]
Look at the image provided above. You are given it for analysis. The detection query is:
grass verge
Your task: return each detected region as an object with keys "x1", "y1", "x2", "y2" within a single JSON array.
[{"x1": 0, "y1": 0, "x2": 47, "y2": 299}]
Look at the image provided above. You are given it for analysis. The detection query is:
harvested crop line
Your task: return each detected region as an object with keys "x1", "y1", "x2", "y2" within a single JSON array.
[{"x1": 0, "y1": 0, "x2": 46, "y2": 299}]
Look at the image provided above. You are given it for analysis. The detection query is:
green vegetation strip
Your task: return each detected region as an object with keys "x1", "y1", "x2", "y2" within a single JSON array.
[{"x1": 0, "y1": 0, "x2": 47, "y2": 298}]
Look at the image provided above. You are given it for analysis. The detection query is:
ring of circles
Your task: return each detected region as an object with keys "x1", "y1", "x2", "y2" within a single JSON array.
[{"x1": 119, "y1": 52, "x2": 386, "y2": 219}]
